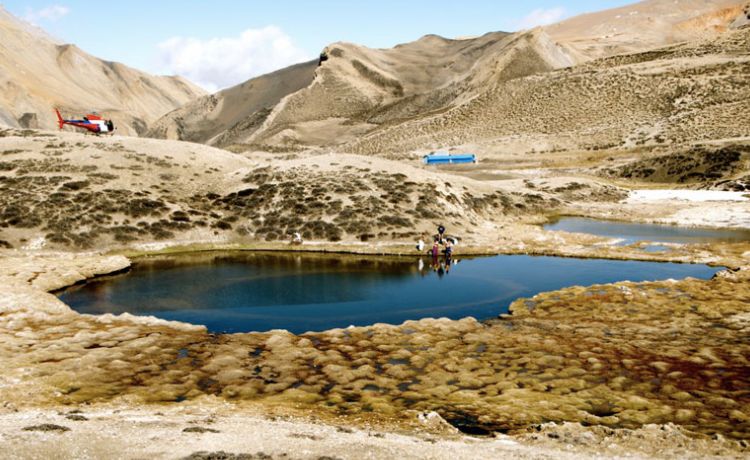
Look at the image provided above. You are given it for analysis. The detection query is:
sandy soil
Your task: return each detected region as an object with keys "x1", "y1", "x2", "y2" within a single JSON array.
[{"x1": 0, "y1": 406, "x2": 745, "y2": 460}]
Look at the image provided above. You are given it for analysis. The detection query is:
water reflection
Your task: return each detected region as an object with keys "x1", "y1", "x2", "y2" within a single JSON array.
[{"x1": 420, "y1": 254, "x2": 458, "y2": 278}]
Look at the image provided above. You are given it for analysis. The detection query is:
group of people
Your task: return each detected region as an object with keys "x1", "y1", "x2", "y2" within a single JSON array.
[{"x1": 417, "y1": 224, "x2": 455, "y2": 276}]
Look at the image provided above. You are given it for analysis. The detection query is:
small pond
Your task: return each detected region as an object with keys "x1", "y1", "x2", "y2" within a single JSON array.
[
  {"x1": 544, "y1": 217, "x2": 750, "y2": 246},
  {"x1": 58, "y1": 252, "x2": 719, "y2": 334}
]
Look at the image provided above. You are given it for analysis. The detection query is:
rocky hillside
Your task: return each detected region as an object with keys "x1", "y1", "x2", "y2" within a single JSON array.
[
  {"x1": 148, "y1": 0, "x2": 745, "y2": 152},
  {"x1": 346, "y1": 26, "x2": 750, "y2": 156},
  {"x1": 0, "y1": 7, "x2": 205, "y2": 136}
]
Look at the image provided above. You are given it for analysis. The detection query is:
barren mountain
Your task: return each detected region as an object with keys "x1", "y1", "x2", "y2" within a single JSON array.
[
  {"x1": 0, "y1": 6, "x2": 205, "y2": 136},
  {"x1": 240, "y1": 30, "x2": 574, "y2": 151},
  {"x1": 347, "y1": 25, "x2": 750, "y2": 156},
  {"x1": 148, "y1": 0, "x2": 745, "y2": 152},
  {"x1": 149, "y1": 28, "x2": 571, "y2": 148},
  {"x1": 545, "y1": 0, "x2": 746, "y2": 60}
]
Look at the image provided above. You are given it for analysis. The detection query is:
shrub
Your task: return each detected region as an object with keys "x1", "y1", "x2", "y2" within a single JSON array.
[{"x1": 213, "y1": 220, "x2": 233, "y2": 230}]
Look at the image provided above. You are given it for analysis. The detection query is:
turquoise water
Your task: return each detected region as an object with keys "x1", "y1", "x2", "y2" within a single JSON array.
[
  {"x1": 544, "y1": 217, "x2": 750, "y2": 245},
  {"x1": 58, "y1": 252, "x2": 718, "y2": 334}
]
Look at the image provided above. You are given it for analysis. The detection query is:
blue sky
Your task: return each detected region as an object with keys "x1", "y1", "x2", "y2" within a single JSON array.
[{"x1": 3, "y1": 1, "x2": 633, "y2": 90}]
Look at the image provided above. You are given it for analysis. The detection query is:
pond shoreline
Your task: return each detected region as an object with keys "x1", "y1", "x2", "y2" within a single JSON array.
[
  {"x1": 57, "y1": 250, "x2": 722, "y2": 335},
  {"x1": 110, "y1": 241, "x2": 736, "y2": 269}
]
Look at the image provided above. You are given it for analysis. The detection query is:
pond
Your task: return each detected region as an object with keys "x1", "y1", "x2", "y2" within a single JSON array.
[
  {"x1": 544, "y1": 217, "x2": 750, "y2": 246},
  {"x1": 58, "y1": 252, "x2": 720, "y2": 334}
]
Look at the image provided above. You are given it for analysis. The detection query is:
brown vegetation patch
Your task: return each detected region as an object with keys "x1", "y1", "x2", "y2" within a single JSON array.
[{"x1": 601, "y1": 144, "x2": 750, "y2": 184}]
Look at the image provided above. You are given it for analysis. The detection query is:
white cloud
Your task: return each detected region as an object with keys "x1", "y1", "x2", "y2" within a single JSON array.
[
  {"x1": 157, "y1": 26, "x2": 310, "y2": 92},
  {"x1": 24, "y1": 4, "x2": 70, "y2": 24},
  {"x1": 516, "y1": 7, "x2": 566, "y2": 29}
]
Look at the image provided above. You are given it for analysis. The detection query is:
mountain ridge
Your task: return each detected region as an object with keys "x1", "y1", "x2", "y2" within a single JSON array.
[{"x1": 147, "y1": 0, "x2": 746, "y2": 152}]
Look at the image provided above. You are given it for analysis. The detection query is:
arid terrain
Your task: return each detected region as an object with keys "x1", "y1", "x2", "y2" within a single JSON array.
[
  {"x1": 148, "y1": 0, "x2": 747, "y2": 154},
  {"x1": 0, "y1": 7, "x2": 205, "y2": 135},
  {"x1": 1, "y1": 1, "x2": 750, "y2": 459}
]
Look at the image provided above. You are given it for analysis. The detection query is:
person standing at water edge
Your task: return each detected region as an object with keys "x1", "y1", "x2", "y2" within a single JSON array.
[
  {"x1": 444, "y1": 238, "x2": 453, "y2": 275},
  {"x1": 431, "y1": 239, "x2": 440, "y2": 257},
  {"x1": 431, "y1": 239, "x2": 440, "y2": 269}
]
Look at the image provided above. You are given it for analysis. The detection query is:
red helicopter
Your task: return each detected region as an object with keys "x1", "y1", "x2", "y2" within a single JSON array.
[{"x1": 55, "y1": 109, "x2": 114, "y2": 135}]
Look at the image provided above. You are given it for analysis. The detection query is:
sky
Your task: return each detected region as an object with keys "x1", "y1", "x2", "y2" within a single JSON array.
[{"x1": 3, "y1": 1, "x2": 633, "y2": 91}]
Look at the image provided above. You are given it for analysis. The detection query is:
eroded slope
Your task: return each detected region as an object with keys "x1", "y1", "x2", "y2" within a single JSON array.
[
  {"x1": 149, "y1": 29, "x2": 574, "y2": 151},
  {"x1": 147, "y1": 1, "x2": 747, "y2": 154}
]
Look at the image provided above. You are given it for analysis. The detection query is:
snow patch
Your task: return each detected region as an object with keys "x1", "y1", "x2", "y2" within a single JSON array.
[
  {"x1": 666, "y1": 207, "x2": 750, "y2": 229},
  {"x1": 626, "y1": 190, "x2": 749, "y2": 203}
]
